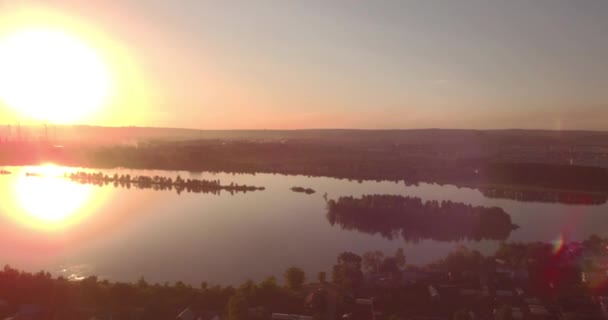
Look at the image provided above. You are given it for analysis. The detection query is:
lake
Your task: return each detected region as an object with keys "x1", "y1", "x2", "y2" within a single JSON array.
[{"x1": 0, "y1": 165, "x2": 607, "y2": 286}]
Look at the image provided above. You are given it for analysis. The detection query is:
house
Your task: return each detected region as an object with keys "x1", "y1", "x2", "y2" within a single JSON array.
[
  {"x1": 598, "y1": 296, "x2": 608, "y2": 316},
  {"x1": 338, "y1": 297, "x2": 378, "y2": 320},
  {"x1": 581, "y1": 270, "x2": 608, "y2": 287},
  {"x1": 513, "y1": 270, "x2": 530, "y2": 280},
  {"x1": 401, "y1": 270, "x2": 431, "y2": 284},
  {"x1": 364, "y1": 273, "x2": 392, "y2": 288},
  {"x1": 496, "y1": 290, "x2": 513, "y2": 298},
  {"x1": 271, "y1": 313, "x2": 313, "y2": 320},
  {"x1": 0, "y1": 300, "x2": 9, "y2": 318},
  {"x1": 355, "y1": 299, "x2": 373, "y2": 306},
  {"x1": 557, "y1": 296, "x2": 603, "y2": 319},
  {"x1": 528, "y1": 305, "x2": 552, "y2": 318},
  {"x1": 5, "y1": 305, "x2": 48, "y2": 320},
  {"x1": 305, "y1": 289, "x2": 327, "y2": 310},
  {"x1": 428, "y1": 286, "x2": 440, "y2": 301},
  {"x1": 89, "y1": 312, "x2": 115, "y2": 320},
  {"x1": 496, "y1": 266, "x2": 529, "y2": 281},
  {"x1": 177, "y1": 308, "x2": 196, "y2": 320},
  {"x1": 511, "y1": 307, "x2": 524, "y2": 320},
  {"x1": 459, "y1": 289, "x2": 483, "y2": 297},
  {"x1": 495, "y1": 290, "x2": 518, "y2": 305},
  {"x1": 493, "y1": 306, "x2": 523, "y2": 320},
  {"x1": 0, "y1": 300, "x2": 8, "y2": 308}
]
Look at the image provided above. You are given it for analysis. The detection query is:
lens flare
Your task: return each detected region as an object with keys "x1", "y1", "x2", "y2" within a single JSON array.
[
  {"x1": 0, "y1": 165, "x2": 107, "y2": 232},
  {"x1": 552, "y1": 233, "x2": 566, "y2": 255}
]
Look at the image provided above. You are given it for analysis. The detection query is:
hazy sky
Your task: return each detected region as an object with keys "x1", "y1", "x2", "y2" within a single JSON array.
[{"x1": 1, "y1": 0, "x2": 607, "y2": 130}]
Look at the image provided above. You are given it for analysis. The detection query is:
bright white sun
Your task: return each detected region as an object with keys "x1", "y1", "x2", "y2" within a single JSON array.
[{"x1": 0, "y1": 28, "x2": 112, "y2": 124}]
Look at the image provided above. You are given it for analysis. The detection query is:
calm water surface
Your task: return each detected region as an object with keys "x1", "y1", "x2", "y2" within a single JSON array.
[{"x1": 0, "y1": 165, "x2": 607, "y2": 285}]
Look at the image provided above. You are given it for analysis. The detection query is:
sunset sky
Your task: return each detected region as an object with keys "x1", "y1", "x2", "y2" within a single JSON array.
[{"x1": 0, "y1": 0, "x2": 606, "y2": 130}]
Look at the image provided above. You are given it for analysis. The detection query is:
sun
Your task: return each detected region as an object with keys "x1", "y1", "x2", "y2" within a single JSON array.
[{"x1": 0, "y1": 27, "x2": 113, "y2": 124}]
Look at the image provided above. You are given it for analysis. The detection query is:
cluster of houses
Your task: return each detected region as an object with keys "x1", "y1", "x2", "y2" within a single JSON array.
[
  {"x1": 164, "y1": 249, "x2": 608, "y2": 320},
  {"x1": 348, "y1": 253, "x2": 608, "y2": 320}
]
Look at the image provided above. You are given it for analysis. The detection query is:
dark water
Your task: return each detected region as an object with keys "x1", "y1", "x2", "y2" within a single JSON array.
[{"x1": 0, "y1": 165, "x2": 607, "y2": 286}]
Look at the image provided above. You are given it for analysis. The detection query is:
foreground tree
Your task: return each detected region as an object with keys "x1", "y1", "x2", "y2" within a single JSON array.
[
  {"x1": 362, "y1": 251, "x2": 384, "y2": 273},
  {"x1": 495, "y1": 305, "x2": 513, "y2": 320},
  {"x1": 317, "y1": 272, "x2": 326, "y2": 283},
  {"x1": 260, "y1": 276, "x2": 278, "y2": 290},
  {"x1": 395, "y1": 248, "x2": 406, "y2": 269},
  {"x1": 284, "y1": 267, "x2": 306, "y2": 290},
  {"x1": 332, "y1": 252, "x2": 363, "y2": 289},
  {"x1": 453, "y1": 309, "x2": 472, "y2": 320},
  {"x1": 228, "y1": 294, "x2": 249, "y2": 320}
]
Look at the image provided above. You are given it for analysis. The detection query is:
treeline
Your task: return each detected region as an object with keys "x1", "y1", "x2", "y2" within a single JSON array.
[
  {"x1": 0, "y1": 266, "x2": 304, "y2": 320},
  {"x1": 473, "y1": 163, "x2": 608, "y2": 192},
  {"x1": 479, "y1": 187, "x2": 607, "y2": 205},
  {"x1": 0, "y1": 140, "x2": 608, "y2": 192},
  {"x1": 326, "y1": 195, "x2": 517, "y2": 242},
  {"x1": 1, "y1": 142, "x2": 608, "y2": 193},
  {"x1": 60, "y1": 171, "x2": 265, "y2": 195}
]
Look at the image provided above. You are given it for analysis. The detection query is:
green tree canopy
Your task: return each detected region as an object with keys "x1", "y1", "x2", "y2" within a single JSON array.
[
  {"x1": 332, "y1": 252, "x2": 363, "y2": 289},
  {"x1": 317, "y1": 272, "x2": 326, "y2": 283},
  {"x1": 453, "y1": 309, "x2": 472, "y2": 320},
  {"x1": 495, "y1": 305, "x2": 513, "y2": 320},
  {"x1": 284, "y1": 267, "x2": 306, "y2": 290},
  {"x1": 228, "y1": 294, "x2": 249, "y2": 320}
]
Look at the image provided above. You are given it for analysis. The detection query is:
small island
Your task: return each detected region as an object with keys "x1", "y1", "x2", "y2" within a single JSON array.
[
  {"x1": 291, "y1": 186, "x2": 316, "y2": 194},
  {"x1": 327, "y1": 194, "x2": 518, "y2": 242},
  {"x1": 25, "y1": 172, "x2": 42, "y2": 177},
  {"x1": 62, "y1": 171, "x2": 266, "y2": 195}
]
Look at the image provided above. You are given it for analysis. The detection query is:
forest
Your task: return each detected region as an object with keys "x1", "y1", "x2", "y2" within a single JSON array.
[{"x1": 2, "y1": 130, "x2": 608, "y2": 194}]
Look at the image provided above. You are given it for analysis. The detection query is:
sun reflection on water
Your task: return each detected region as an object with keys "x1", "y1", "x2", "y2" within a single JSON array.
[{"x1": 0, "y1": 164, "x2": 107, "y2": 231}]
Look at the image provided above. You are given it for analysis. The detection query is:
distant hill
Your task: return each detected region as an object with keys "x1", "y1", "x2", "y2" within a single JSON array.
[{"x1": 3, "y1": 125, "x2": 608, "y2": 147}]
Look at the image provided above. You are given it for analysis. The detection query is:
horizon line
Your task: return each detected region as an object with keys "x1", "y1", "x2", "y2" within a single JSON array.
[{"x1": 2, "y1": 123, "x2": 608, "y2": 133}]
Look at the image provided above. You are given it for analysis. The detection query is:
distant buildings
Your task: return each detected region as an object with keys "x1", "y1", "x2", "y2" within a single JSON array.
[{"x1": 271, "y1": 313, "x2": 313, "y2": 320}]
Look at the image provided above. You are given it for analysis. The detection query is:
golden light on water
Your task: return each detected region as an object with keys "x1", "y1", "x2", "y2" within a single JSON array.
[{"x1": 0, "y1": 165, "x2": 107, "y2": 232}]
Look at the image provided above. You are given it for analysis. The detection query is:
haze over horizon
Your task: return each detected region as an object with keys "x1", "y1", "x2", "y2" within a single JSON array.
[{"x1": 0, "y1": 0, "x2": 607, "y2": 130}]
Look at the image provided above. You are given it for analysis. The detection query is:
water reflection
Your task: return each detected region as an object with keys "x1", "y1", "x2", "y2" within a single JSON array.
[
  {"x1": 0, "y1": 165, "x2": 607, "y2": 286},
  {"x1": 0, "y1": 165, "x2": 107, "y2": 231}
]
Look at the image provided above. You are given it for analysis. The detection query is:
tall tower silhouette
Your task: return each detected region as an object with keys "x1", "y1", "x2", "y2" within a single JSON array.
[{"x1": 16, "y1": 121, "x2": 21, "y2": 142}]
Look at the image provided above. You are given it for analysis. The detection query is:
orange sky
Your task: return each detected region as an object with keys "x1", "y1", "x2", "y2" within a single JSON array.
[{"x1": 0, "y1": 1, "x2": 607, "y2": 130}]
